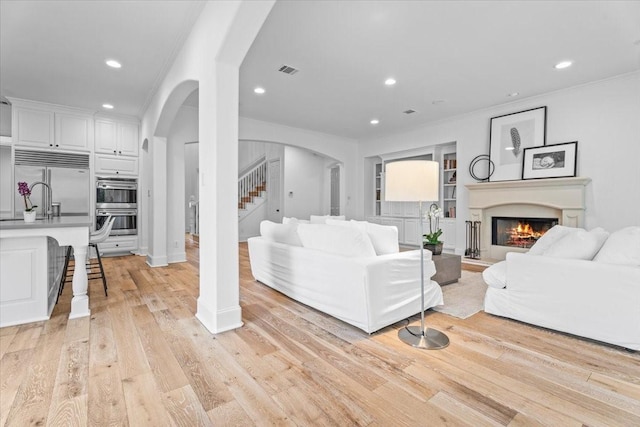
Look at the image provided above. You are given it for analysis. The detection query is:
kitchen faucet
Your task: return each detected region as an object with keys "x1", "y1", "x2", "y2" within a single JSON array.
[{"x1": 29, "y1": 181, "x2": 53, "y2": 219}]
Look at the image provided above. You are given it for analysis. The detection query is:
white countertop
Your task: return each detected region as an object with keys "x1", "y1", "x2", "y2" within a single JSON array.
[{"x1": 0, "y1": 215, "x2": 93, "y2": 230}]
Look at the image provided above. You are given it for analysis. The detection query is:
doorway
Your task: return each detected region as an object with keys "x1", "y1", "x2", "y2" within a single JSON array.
[
  {"x1": 330, "y1": 165, "x2": 340, "y2": 216},
  {"x1": 267, "y1": 158, "x2": 281, "y2": 222}
]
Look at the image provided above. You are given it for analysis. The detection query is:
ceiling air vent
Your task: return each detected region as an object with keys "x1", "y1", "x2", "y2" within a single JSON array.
[
  {"x1": 403, "y1": 109, "x2": 417, "y2": 115},
  {"x1": 278, "y1": 64, "x2": 299, "y2": 75}
]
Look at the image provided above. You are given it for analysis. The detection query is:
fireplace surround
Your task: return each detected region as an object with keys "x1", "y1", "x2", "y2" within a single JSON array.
[{"x1": 465, "y1": 177, "x2": 591, "y2": 261}]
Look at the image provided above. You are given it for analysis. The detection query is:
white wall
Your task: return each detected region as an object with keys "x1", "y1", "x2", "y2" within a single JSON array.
[
  {"x1": 358, "y1": 72, "x2": 640, "y2": 253},
  {"x1": 283, "y1": 146, "x2": 325, "y2": 218},
  {"x1": 167, "y1": 105, "x2": 198, "y2": 263},
  {"x1": 239, "y1": 117, "x2": 359, "y2": 219}
]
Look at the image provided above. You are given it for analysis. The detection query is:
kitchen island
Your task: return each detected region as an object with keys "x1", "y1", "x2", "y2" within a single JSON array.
[{"x1": 0, "y1": 216, "x2": 92, "y2": 327}]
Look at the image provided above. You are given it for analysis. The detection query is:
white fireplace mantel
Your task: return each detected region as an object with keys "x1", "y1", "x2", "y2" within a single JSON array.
[{"x1": 465, "y1": 177, "x2": 591, "y2": 260}]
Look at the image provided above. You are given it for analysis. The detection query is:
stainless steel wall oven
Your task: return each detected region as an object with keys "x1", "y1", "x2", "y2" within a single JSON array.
[
  {"x1": 96, "y1": 177, "x2": 137, "y2": 208},
  {"x1": 96, "y1": 177, "x2": 137, "y2": 235}
]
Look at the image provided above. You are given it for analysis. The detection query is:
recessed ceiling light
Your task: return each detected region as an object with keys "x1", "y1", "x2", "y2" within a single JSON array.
[
  {"x1": 384, "y1": 78, "x2": 396, "y2": 86},
  {"x1": 370, "y1": 119, "x2": 379, "y2": 125},
  {"x1": 254, "y1": 87, "x2": 265, "y2": 94},
  {"x1": 102, "y1": 103, "x2": 114, "y2": 109},
  {"x1": 105, "y1": 59, "x2": 121, "y2": 69},
  {"x1": 507, "y1": 92, "x2": 520, "y2": 97},
  {"x1": 555, "y1": 60, "x2": 573, "y2": 69}
]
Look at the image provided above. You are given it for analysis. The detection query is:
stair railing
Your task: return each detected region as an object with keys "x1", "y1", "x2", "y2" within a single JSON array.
[{"x1": 238, "y1": 158, "x2": 267, "y2": 208}]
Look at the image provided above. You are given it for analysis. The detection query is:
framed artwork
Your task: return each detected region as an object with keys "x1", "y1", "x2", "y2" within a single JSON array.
[
  {"x1": 489, "y1": 106, "x2": 547, "y2": 181},
  {"x1": 522, "y1": 141, "x2": 578, "y2": 180}
]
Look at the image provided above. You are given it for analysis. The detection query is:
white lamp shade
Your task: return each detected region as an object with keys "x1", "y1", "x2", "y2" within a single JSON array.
[{"x1": 384, "y1": 160, "x2": 439, "y2": 202}]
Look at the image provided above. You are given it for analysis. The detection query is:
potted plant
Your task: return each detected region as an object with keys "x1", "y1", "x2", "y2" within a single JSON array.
[
  {"x1": 17, "y1": 181, "x2": 37, "y2": 222},
  {"x1": 423, "y1": 203, "x2": 443, "y2": 255}
]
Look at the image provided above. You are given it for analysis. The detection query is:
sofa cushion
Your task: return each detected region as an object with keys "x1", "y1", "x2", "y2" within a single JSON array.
[
  {"x1": 282, "y1": 217, "x2": 310, "y2": 224},
  {"x1": 482, "y1": 260, "x2": 507, "y2": 289},
  {"x1": 260, "y1": 220, "x2": 303, "y2": 246},
  {"x1": 310, "y1": 215, "x2": 346, "y2": 224},
  {"x1": 544, "y1": 227, "x2": 609, "y2": 260},
  {"x1": 593, "y1": 226, "x2": 640, "y2": 266},
  {"x1": 528, "y1": 225, "x2": 579, "y2": 255},
  {"x1": 297, "y1": 224, "x2": 377, "y2": 257}
]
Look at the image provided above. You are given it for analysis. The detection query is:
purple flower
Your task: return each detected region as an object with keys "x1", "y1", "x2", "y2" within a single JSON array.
[
  {"x1": 17, "y1": 182, "x2": 36, "y2": 211},
  {"x1": 18, "y1": 181, "x2": 31, "y2": 197}
]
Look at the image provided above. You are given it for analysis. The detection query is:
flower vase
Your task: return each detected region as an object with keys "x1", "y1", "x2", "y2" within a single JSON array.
[
  {"x1": 423, "y1": 242, "x2": 443, "y2": 255},
  {"x1": 23, "y1": 210, "x2": 36, "y2": 223}
]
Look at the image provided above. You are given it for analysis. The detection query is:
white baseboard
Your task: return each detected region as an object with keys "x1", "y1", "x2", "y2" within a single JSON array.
[
  {"x1": 146, "y1": 254, "x2": 168, "y2": 267},
  {"x1": 196, "y1": 300, "x2": 243, "y2": 334}
]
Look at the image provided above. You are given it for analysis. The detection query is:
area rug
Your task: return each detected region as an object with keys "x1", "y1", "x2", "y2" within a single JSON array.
[{"x1": 432, "y1": 270, "x2": 488, "y2": 319}]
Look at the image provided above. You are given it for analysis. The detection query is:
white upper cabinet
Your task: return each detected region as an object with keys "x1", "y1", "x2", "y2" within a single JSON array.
[
  {"x1": 95, "y1": 118, "x2": 139, "y2": 157},
  {"x1": 11, "y1": 99, "x2": 91, "y2": 151},
  {"x1": 55, "y1": 112, "x2": 93, "y2": 151},
  {"x1": 13, "y1": 106, "x2": 54, "y2": 147}
]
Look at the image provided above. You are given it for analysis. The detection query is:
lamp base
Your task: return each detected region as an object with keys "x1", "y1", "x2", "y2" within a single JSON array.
[{"x1": 398, "y1": 326, "x2": 450, "y2": 350}]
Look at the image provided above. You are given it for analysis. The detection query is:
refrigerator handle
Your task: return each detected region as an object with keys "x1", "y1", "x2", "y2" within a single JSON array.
[{"x1": 46, "y1": 169, "x2": 51, "y2": 216}]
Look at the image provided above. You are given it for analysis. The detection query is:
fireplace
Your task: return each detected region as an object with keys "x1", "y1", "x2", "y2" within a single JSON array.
[
  {"x1": 465, "y1": 177, "x2": 591, "y2": 261},
  {"x1": 492, "y1": 217, "x2": 558, "y2": 248}
]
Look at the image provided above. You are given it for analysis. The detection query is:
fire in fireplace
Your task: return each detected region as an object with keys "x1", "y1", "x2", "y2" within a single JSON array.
[{"x1": 492, "y1": 216, "x2": 558, "y2": 248}]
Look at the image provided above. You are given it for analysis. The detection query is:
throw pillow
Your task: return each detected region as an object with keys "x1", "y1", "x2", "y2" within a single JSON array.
[
  {"x1": 482, "y1": 260, "x2": 507, "y2": 289},
  {"x1": 297, "y1": 224, "x2": 377, "y2": 257},
  {"x1": 310, "y1": 215, "x2": 346, "y2": 224},
  {"x1": 260, "y1": 220, "x2": 303, "y2": 246},
  {"x1": 528, "y1": 225, "x2": 580, "y2": 255},
  {"x1": 282, "y1": 217, "x2": 309, "y2": 224},
  {"x1": 544, "y1": 227, "x2": 610, "y2": 260},
  {"x1": 593, "y1": 226, "x2": 640, "y2": 266},
  {"x1": 354, "y1": 220, "x2": 399, "y2": 255}
]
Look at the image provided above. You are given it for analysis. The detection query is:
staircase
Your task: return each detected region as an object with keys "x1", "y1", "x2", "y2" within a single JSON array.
[{"x1": 238, "y1": 158, "x2": 267, "y2": 220}]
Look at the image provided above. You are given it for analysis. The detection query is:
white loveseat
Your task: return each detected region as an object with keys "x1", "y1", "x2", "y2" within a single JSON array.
[
  {"x1": 483, "y1": 225, "x2": 640, "y2": 350},
  {"x1": 248, "y1": 218, "x2": 443, "y2": 333}
]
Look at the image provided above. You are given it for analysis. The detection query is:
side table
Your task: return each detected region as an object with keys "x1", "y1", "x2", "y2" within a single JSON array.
[{"x1": 431, "y1": 253, "x2": 462, "y2": 285}]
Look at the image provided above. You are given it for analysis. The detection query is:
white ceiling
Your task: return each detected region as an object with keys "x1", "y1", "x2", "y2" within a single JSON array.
[
  {"x1": 240, "y1": 0, "x2": 640, "y2": 139},
  {"x1": 1, "y1": 1, "x2": 639, "y2": 139},
  {"x1": 0, "y1": 0, "x2": 205, "y2": 117}
]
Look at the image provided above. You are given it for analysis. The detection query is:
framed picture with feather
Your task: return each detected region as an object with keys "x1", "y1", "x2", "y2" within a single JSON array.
[{"x1": 488, "y1": 106, "x2": 547, "y2": 181}]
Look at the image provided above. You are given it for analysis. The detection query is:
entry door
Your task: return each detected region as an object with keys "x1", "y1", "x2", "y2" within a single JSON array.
[
  {"x1": 267, "y1": 159, "x2": 281, "y2": 222},
  {"x1": 330, "y1": 166, "x2": 340, "y2": 216}
]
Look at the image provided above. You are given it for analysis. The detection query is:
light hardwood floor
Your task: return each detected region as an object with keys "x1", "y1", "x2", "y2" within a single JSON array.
[{"x1": 1, "y1": 239, "x2": 639, "y2": 426}]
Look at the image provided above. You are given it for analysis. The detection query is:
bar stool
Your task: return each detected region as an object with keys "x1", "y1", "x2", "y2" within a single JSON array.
[{"x1": 59, "y1": 216, "x2": 115, "y2": 301}]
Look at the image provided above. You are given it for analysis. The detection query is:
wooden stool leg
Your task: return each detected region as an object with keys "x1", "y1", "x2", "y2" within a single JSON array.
[
  {"x1": 94, "y1": 243, "x2": 108, "y2": 296},
  {"x1": 57, "y1": 246, "x2": 73, "y2": 303}
]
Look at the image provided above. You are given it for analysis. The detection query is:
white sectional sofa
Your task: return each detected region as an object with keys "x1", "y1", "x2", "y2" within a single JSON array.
[
  {"x1": 483, "y1": 225, "x2": 640, "y2": 350},
  {"x1": 248, "y1": 218, "x2": 444, "y2": 333}
]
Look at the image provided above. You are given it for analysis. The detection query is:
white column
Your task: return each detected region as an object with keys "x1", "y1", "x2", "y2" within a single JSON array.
[
  {"x1": 147, "y1": 136, "x2": 168, "y2": 267},
  {"x1": 196, "y1": 61, "x2": 242, "y2": 333}
]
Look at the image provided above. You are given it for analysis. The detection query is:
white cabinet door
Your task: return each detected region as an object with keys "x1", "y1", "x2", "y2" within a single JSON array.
[
  {"x1": 94, "y1": 119, "x2": 118, "y2": 154},
  {"x1": 117, "y1": 122, "x2": 139, "y2": 157},
  {"x1": 95, "y1": 154, "x2": 139, "y2": 176},
  {"x1": 381, "y1": 201, "x2": 391, "y2": 216},
  {"x1": 95, "y1": 119, "x2": 138, "y2": 157},
  {"x1": 14, "y1": 107, "x2": 54, "y2": 148},
  {"x1": 403, "y1": 218, "x2": 420, "y2": 245},
  {"x1": 441, "y1": 218, "x2": 457, "y2": 250},
  {"x1": 55, "y1": 113, "x2": 91, "y2": 151}
]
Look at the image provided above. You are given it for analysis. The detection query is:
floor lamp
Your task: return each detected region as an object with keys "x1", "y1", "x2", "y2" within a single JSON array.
[{"x1": 385, "y1": 160, "x2": 450, "y2": 350}]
